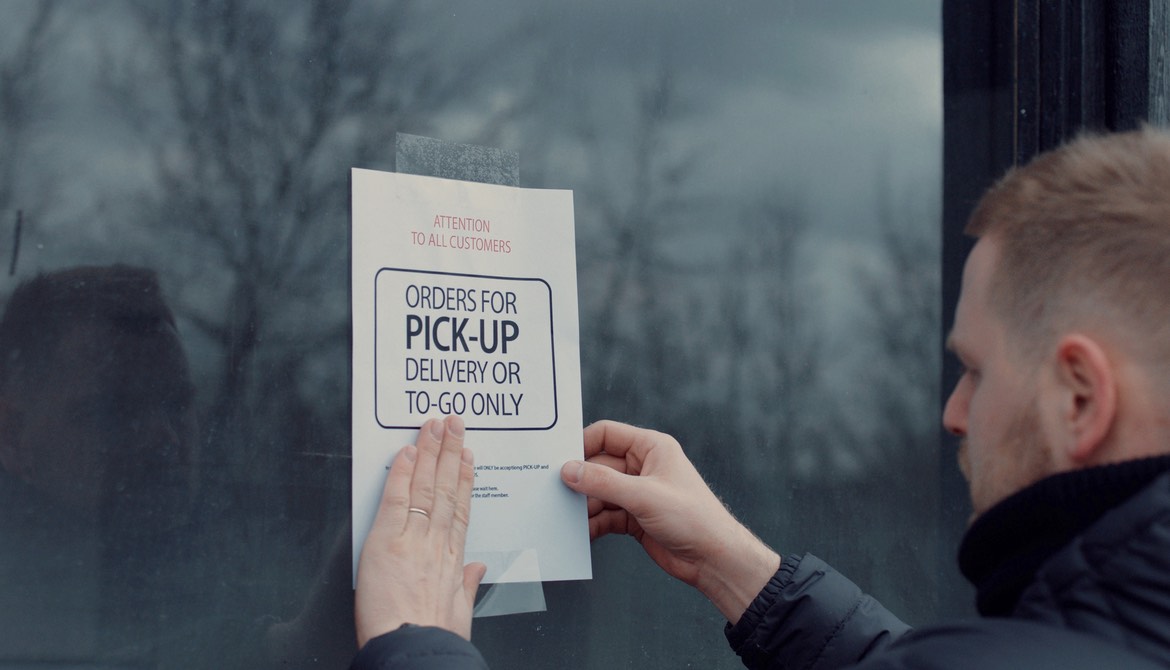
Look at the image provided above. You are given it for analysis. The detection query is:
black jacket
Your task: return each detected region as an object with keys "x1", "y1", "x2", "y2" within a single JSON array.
[
  {"x1": 727, "y1": 457, "x2": 1170, "y2": 669},
  {"x1": 350, "y1": 625, "x2": 487, "y2": 670}
]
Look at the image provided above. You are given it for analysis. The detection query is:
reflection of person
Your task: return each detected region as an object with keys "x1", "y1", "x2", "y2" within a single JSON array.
[
  {"x1": 0, "y1": 265, "x2": 197, "y2": 514},
  {"x1": 0, "y1": 265, "x2": 201, "y2": 665},
  {"x1": 352, "y1": 128, "x2": 1170, "y2": 668}
]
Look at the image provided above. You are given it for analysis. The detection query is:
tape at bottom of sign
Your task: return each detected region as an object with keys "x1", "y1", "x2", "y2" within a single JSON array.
[{"x1": 467, "y1": 549, "x2": 546, "y2": 618}]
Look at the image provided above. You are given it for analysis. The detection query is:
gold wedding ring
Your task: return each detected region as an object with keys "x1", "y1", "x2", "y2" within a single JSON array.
[{"x1": 407, "y1": 507, "x2": 430, "y2": 518}]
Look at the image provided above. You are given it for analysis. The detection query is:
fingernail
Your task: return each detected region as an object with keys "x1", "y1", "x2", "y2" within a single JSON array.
[
  {"x1": 447, "y1": 415, "x2": 465, "y2": 436},
  {"x1": 400, "y1": 445, "x2": 417, "y2": 462},
  {"x1": 562, "y1": 460, "x2": 583, "y2": 484},
  {"x1": 429, "y1": 420, "x2": 445, "y2": 439}
]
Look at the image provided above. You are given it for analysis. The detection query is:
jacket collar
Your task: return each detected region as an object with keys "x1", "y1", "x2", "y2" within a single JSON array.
[{"x1": 958, "y1": 455, "x2": 1170, "y2": 616}]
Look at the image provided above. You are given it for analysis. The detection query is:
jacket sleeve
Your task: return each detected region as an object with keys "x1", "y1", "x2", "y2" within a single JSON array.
[
  {"x1": 725, "y1": 553, "x2": 911, "y2": 670},
  {"x1": 349, "y1": 625, "x2": 490, "y2": 670}
]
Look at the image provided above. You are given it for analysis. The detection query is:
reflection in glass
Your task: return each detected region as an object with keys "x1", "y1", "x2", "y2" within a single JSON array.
[
  {"x1": 0, "y1": 266, "x2": 203, "y2": 666},
  {"x1": 0, "y1": 2, "x2": 943, "y2": 667}
]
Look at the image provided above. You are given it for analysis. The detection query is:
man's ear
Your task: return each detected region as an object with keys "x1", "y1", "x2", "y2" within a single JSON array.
[
  {"x1": 1051, "y1": 334, "x2": 1117, "y2": 464},
  {"x1": 0, "y1": 397, "x2": 25, "y2": 476}
]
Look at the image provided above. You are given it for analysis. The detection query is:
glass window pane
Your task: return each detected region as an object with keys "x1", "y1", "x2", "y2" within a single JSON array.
[{"x1": 0, "y1": 1, "x2": 942, "y2": 667}]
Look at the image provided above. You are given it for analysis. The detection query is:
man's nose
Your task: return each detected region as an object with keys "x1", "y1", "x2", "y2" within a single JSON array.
[{"x1": 942, "y1": 382, "x2": 967, "y2": 438}]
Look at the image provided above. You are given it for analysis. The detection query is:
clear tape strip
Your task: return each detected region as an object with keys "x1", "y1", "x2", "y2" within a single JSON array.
[{"x1": 467, "y1": 549, "x2": 546, "y2": 618}]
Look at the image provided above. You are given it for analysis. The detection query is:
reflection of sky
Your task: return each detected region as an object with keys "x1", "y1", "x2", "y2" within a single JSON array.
[
  {"x1": 439, "y1": 2, "x2": 940, "y2": 369},
  {"x1": 1, "y1": 1, "x2": 940, "y2": 248},
  {"x1": 431, "y1": 1, "x2": 942, "y2": 366},
  {"x1": 430, "y1": 0, "x2": 941, "y2": 236},
  {"x1": 428, "y1": 3, "x2": 941, "y2": 387}
]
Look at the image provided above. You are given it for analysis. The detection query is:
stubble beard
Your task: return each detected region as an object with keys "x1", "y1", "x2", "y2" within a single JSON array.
[{"x1": 959, "y1": 398, "x2": 1056, "y2": 523}]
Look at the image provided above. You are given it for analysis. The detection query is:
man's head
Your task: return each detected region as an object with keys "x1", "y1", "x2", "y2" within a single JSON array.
[
  {"x1": 945, "y1": 127, "x2": 1170, "y2": 518},
  {"x1": 0, "y1": 265, "x2": 197, "y2": 521}
]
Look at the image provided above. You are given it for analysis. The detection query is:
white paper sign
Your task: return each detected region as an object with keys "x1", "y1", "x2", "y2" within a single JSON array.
[{"x1": 352, "y1": 168, "x2": 591, "y2": 585}]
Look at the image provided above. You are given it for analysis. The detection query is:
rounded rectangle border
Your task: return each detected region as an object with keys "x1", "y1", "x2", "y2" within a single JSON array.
[{"x1": 373, "y1": 267, "x2": 559, "y2": 431}]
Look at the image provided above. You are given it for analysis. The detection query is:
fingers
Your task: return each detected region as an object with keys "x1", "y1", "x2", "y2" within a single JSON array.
[
  {"x1": 567, "y1": 448, "x2": 636, "y2": 517},
  {"x1": 583, "y1": 420, "x2": 672, "y2": 467},
  {"x1": 408, "y1": 418, "x2": 447, "y2": 518},
  {"x1": 428, "y1": 416, "x2": 467, "y2": 530},
  {"x1": 586, "y1": 451, "x2": 628, "y2": 473},
  {"x1": 566, "y1": 422, "x2": 664, "y2": 523},
  {"x1": 463, "y1": 562, "x2": 487, "y2": 604},
  {"x1": 585, "y1": 493, "x2": 631, "y2": 517},
  {"x1": 561, "y1": 458, "x2": 645, "y2": 515},
  {"x1": 407, "y1": 416, "x2": 465, "y2": 521},
  {"x1": 587, "y1": 507, "x2": 637, "y2": 540},
  {"x1": 373, "y1": 444, "x2": 417, "y2": 537},
  {"x1": 583, "y1": 420, "x2": 630, "y2": 459}
]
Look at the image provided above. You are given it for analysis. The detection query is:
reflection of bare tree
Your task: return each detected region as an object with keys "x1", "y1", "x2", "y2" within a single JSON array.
[
  {"x1": 107, "y1": 0, "x2": 516, "y2": 482},
  {"x1": 564, "y1": 63, "x2": 835, "y2": 501},
  {"x1": 835, "y1": 179, "x2": 941, "y2": 622},
  {"x1": 746, "y1": 198, "x2": 822, "y2": 474},
  {"x1": 0, "y1": 1, "x2": 58, "y2": 225},
  {"x1": 575, "y1": 68, "x2": 704, "y2": 427},
  {"x1": 856, "y1": 180, "x2": 940, "y2": 477},
  {"x1": 689, "y1": 192, "x2": 835, "y2": 532}
]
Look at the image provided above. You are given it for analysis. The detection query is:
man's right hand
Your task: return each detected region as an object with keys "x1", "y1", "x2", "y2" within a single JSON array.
[{"x1": 560, "y1": 420, "x2": 781, "y2": 624}]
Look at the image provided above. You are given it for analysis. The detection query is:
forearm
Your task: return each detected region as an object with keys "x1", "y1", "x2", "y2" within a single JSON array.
[{"x1": 694, "y1": 523, "x2": 782, "y2": 625}]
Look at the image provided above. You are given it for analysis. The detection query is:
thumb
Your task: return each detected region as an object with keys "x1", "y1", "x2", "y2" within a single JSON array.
[
  {"x1": 463, "y1": 562, "x2": 486, "y2": 608},
  {"x1": 561, "y1": 459, "x2": 643, "y2": 512}
]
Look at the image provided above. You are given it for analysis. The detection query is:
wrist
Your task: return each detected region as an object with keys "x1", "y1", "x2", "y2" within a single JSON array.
[{"x1": 695, "y1": 525, "x2": 781, "y2": 625}]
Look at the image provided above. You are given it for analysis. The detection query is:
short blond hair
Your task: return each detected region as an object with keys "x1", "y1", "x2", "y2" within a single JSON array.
[{"x1": 966, "y1": 127, "x2": 1170, "y2": 363}]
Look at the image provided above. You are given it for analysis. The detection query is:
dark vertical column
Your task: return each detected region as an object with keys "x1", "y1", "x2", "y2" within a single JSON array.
[
  {"x1": 1151, "y1": 1, "x2": 1170, "y2": 124},
  {"x1": 1021, "y1": 0, "x2": 1153, "y2": 141},
  {"x1": 1105, "y1": 1, "x2": 1153, "y2": 130},
  {"x1": 940, "y1": 0, "x2": 1017, "y2": 618}
]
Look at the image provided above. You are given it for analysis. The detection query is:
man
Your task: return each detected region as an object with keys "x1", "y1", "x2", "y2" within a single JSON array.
[{"x1": 352, "y1": 128, "x2": 1170, "y2": 668}]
